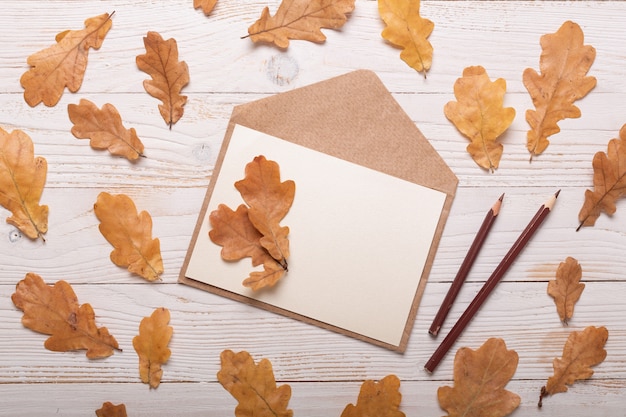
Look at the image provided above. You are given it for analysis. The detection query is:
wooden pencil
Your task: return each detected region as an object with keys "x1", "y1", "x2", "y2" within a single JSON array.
[
  {"x1": 424, "y1": 190, "x2": 560, "y2": 373},
  {"x1": 428, "y1": 193, "x2": 504, "y2": 337}
]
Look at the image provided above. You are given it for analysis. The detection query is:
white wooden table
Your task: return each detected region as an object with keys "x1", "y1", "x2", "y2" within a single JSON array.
[{"x1": 1, "y1": 1, "x2": 625, "y2": 415}]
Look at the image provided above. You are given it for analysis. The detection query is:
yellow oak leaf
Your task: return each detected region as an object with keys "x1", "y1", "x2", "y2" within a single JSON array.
[
  {"x1": 11, "y1": 273, "x2": 120, "y2": 359},
  {"x1": 194, "y1": 0, "x2": 217, "y2": 15},
  {"x1": 136, "y1": 31, "x2": 189, "y2": 128},
  {"x1": 96, "y1": 402, "x2": 127, "y2": 417},
  {"x1": 547, "y1": 257, "x2": 585, "y2": 324},
  {"x1": 132, "y1": 307, "x2": 172, "y2": 389},
  {"x1": 523, "y1": 20, "x2": 596, "y2": 159},
  {"x1": 0, "y1": 126, "x2": 48, "y2": 240},
  {"x1": 218, "y1": 350, "x2": 293, "y2": 417},
  {"x1": 68, "y1": 99, "x2": 145, "y2": 160},
  {"x1": 378, "y1": 0, "x2": 434, "y2": 76},
  {"x1": 578, "y1": 124, "x2": 626, "y2": 230},
  {"x1": 246, "y1": 0, "x2": 356, "y2": 49},
  {"x1": 444, "y1": 66, "x2": 515, "y2": 172},
  {"x1": 94, "y1": 192, "x2": 164, "y2": 281},
  {"x1": 20, "y1": 12, "x2": 113, "y2": 107},
  {"x1": 341, "y1": 375, "x2": 405, "y2": 417},
  {"x1": 539, "y1": 326, "x2": 608, "y2": 407},
  {"x1": 438, "y1": 338, "x2": 520, "y2": 417}
]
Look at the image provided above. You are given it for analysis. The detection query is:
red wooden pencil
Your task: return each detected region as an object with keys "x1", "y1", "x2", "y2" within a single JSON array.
[
  {"x1": 424, "y1": 190, "x2": 560, "y2": 373},
  {"x1": 428, "y1": 193, "x2": 504, "y2": 337}
]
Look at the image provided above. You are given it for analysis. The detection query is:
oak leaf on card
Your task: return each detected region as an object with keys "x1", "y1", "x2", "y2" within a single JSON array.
[
  {"x1": 539, "y1": 326, "x2": 608, "y2": 407},
  {"x1": 0, "y1": 127, "x2": 48, "y2": 240},
  {"x1": 444, "y1": 66, "x2": 515, "y2": 172},
  {"x1": 523, "y1": 20, "x2": 596, "y2": 159},
  {"x1": 194, "y1": 0, "x2": 217, "y2": 15},
  {"x1": 218, "y1": 350, "x2": 293, "y2": 417},
  {"x1": 68, "y1": 99, "x2": 145, "y2": 160},
  {"x1": 20, "y1": 12, "x2": 113, "y2": 107},
  {"x1": 547, "y1": 257, "x2": 585, "y2": 324},
  {"x1": 578, "y1": 124, "x2": 626, "y2": 230},
  {"x1": 378, "y1": 0, "x2": 434, "y2": 76},
  {"x1": 246, "y1": 0, "x2": 356, "y2": 49},
  {"x1": 136, "y1": 31, "x2": 189, "y2": 128},
  {"x1": 341, "y1": 375, "x2": 405, "y2": 417},
  {"x1": 132, "y1": 307, "x2": 172, "y2": 389},
  {"x1": 11, "y1": 273, "x2": 120, "y2": 359},
  {"x1": 96, "y1": 402, "x2": 127, "y2": 417},
  {"x1": 94, "y1": 192, "x2": 164, "y2": 281},
  {"x1": 438, "y1": 338, "x2": 520, "y2": 417}
]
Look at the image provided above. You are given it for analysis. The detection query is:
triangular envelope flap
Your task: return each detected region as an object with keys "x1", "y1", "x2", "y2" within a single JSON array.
[{"x1": 227, "y1": 69, "x2": 457, "y2": 195}]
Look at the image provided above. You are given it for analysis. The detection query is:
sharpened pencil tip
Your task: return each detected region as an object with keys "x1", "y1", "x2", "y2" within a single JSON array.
[
  {"x1": 492, "y1": 193, "x2": 504, "y2": 215},
  {"x1": 555, "y1": 189, "x2": 561, "y2": 198}
]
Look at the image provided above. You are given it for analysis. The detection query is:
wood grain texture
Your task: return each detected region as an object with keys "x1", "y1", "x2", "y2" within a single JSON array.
[{"x1": 1, "y1": 0, "x2": 625, "y2": 415}]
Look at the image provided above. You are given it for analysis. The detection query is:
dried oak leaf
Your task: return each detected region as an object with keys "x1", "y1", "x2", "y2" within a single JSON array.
[
  {"x1": 68, "y1": 99, "x2": 145, "y2": 160},
  {"x1": 136, "y1": 31, "x2": 189, "y2": 128},
  {"x1": 96, "y1": 402, "x2": 127, "y2": 417},
  {"x1": 0, "y1": 127, "x2": 48, "y2": 240},
  {"x1": 194, "y1": 0, "x2": 217, "y2": 15},
  {"x1": 438, "y1": 338, "x2": 520, "y2": 417},
  {"x1": 218, "y1": 350, "x2": 293, "y2": 417},
  {"x1": 444, "y1": 66, "x2": 515, "y2": 172},
  {"x1": 539, "y1": 326, "x2": 608, "y2": 407},
  {"x1": 132, "y1": 307, "x2": 172, "y2": 389},
  {"x1": 578, "y1": 124, "x2": 626, "y2": 229},
  {"x1": 246, "y1": 0, "x2": 355, "y2": 49},
  {"x1": 378, "y1": 0, "x2": 434, "y2": 76},
  {"x1": 94, "y1": 192, "x2": 164, "y2": 281},
  {"x1": 341, "y1": 375, "x2": 405, "y2": 417},
  {"x1": 11, "y1": 272, "x2": 120, "y2": 359},
  {"x1": 523, "y1": 20, "x2": 596, "y2": 159},
  {"x1": 547, "y1": 257, "x2": 585, "y2": 324},
  {"x1": 20, "y1": 12, "x2": 113, "y2": 107}
]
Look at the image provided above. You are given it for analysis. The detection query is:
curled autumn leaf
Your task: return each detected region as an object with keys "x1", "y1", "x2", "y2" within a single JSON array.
[
  {"x1": 0, "y1": 127, "x2": 48, "y2": 240},
  {"x1": 96, "y1": 402, "x2": 128, "y2": 417},
  {"x1": 136, "y1": 31, "x2": 190, "y2": 128},
  {"x1": 378, "y1": 0, "x2": 434, "y2": 77},
  {"x1": 523, "y1": 20, "x2": 596, "y2": 159},
  {"x1": 341, "y1": 375, "x2": 405, "y2": 417},
  {"x1": 438, "y1": 338, "x2": 520, "y2": 417},
  {"x1": 444, "y1": 66, "x2": 515, "y2": 172},
  {"x1": 246, "y1": 0, "x2": 355, "y2": 49},
  {"x1": 11, "y1": 272, "x2": 120, "y2": 359},
  {"x1": 547, "y1": 257, "x2": 585, "y2": 324},
  {"x1": 94, "y1": 192, "x2": 164, "y2": 281},
  {"x1": 194, "y1": 0, "x2": 217, "y2": 15},
  {"x1": 132, "y1": 307, "x2": 173, "y2": 389},
  {"x1": 578, "y1": 124, "x2": 626, "y2": 230},
  {"x1": 218, "y1": 350, "x2": 293, "y2": 417},
  {"x1": 68, "y1": 99, "x2": 145, "y2": 160},
  {"x1": 539, "y1": 326, "x2": 608, "y2": 407},
  {"x1": 20, "y1": 12, "x2": 113, "y2": 107}
]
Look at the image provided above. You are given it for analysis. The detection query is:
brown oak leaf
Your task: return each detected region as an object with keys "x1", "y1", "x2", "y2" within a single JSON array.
[
  {"x1": 136, "y1": 31, "x2": 189, "y2": 128},
  {"x1": 209, "y1": 204, "x2": 267, "y2": 266},
  {"x1": 378, "y1": 0, "x2": 434, "y2": 77},
  {"x1": 194, "y1": 0, "x2": 217, "y2": 15},
  {"x1": 20, "y1": 12, "x2": 113, "y2": 107},
  {"x1": 11, "y1": 272, "x2": 120, "y2": 359},
  {"x1": 341, "y1": 375, "x2": 405, "y2": 417},
  {"x1": 246, "y1": 0, "x2": 355, "y2": 49},
  {"x1": 217, "y1": 350, "x2": 293, "y2": 417},
  {"x1": 547, "y1": 257, "x2": 585, "y2": 324},
  {"x1": 523, "y1": 20, "x2": 596, "y2": 159},
  {"x1": 539, "y1": 326, "x2": 608, "y2": 407},
  {"x1": 94, "y1": 192, "x2": 164, "y2": 281},
  {"x1": 68, "y1": 99, "x2": 145, "y2": 160},
  {"x1": 132, "y1": 307, "x2": 172, "y2": 389},
  {"x1": 0, "y1": 127, "x2": 48, "y2": 240},
  {"x1": 96, "y1": 402, "x2": 127, "y2": 417},
  {"x1": 438, "y1": 338, "x2": 520, "y2": 417},
  {"x1": 578, "y1": 124, "x2": 626, "y2": 230},
  {"x1": 444, "y1": 66, "x2": 515, "y2": 172}
]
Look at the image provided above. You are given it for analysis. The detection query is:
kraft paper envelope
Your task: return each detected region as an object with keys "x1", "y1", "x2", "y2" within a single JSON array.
[{"x1": 179, "y1": 69, "x2": 458, "y2": 352}]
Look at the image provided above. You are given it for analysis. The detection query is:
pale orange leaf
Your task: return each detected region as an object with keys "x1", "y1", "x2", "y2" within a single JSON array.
[
  {"x1": 547, "y1": 257, "x2": 585, "y2": 324},
  {"x1": 341, "y1": 375, "x2": 405, "y2": 417},
  {"x1": 132, "y1": 307, "x2": 173, "y2": 389},
  {"x1": 96, "y1": 402, "x2": 128, "y2": 417},
  {"x1": 194, "y1": 0, "x2": 217, "y2": 15}
]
